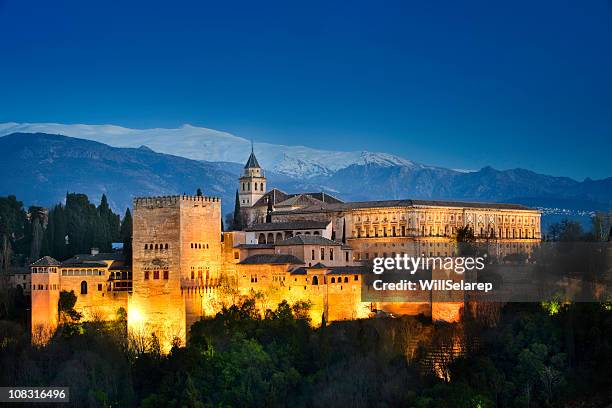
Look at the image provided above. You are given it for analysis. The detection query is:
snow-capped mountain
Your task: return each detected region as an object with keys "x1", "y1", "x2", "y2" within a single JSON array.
[{"x1": 0, "y1": 122, "x2": 422, "y2": 178}]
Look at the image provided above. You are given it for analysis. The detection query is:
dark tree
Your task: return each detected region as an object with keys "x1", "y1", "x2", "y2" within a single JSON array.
[
  {"x1": 548, "y1": 219, "x2": 588, "y2": 242},
  {"x1": 456, "y1": 226, "x2": 475, "y2": 243},
  {"x1": 196, "y1": 188, "x2": 203, "y2": 197},
  {"x1": 121, "y1": 208, "x2": 133, "y2": 265},
  {"x1": 28, "y1": 206, "x2": 46, "y2": 261},
  {"x1": 58, "y1": 290, "x2": 82, "y2": 323},
  {"x1": 0, "y1": 196, "x2": 28, "y2": 271},
  {"x1": 265, "y1": 197, "x2": 273, "y2": 223},
  {"x1": 232, "y1": 190, "x2": 243, "y2": 230}
]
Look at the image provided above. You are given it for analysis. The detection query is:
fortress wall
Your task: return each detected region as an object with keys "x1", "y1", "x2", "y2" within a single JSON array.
[
  {"x1": 60, "y1": 275, "x2": 127, "y2": 321},
  {"x1": 130, "y1": 196, "x2": 185, "y2": 351},
  {"x1": 179, "y1": 196, "x2": 222, "y2": 332}
]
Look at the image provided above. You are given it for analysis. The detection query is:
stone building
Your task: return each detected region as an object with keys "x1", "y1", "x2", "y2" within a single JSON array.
[
  {"x1": 29, "y1": 149, "x2": 542, "y2": 352},
  {"x1": 30, "y1": 251, "x2": 130, "y2": 343}
]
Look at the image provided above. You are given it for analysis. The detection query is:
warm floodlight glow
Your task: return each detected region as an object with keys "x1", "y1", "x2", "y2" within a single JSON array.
[{"x1": 129, "y1": 307, "x2": 144, "y2": 325}]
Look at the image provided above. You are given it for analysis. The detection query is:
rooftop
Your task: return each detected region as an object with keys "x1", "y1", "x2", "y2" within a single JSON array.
[
  {"x1": 244, "y1": 220, "x2": 330, "y2": 232},
  {"x1": 30, "y1": 256, "x2": 61, "y2": 266},
  {"x1": 290, "y1": 265, "x2": 367, "y2": 275},
  {"x1": 244, "y1": 149, "x2": 261, "y2": 169},
  {"x1": 235, "y1": 243, "x2": 275, "y2": 249},
  {"x1": 272, "y1": 199, "x2": 535, "y2": 215},
  {"x1": 275, "y1": 235, "x2": 343, "y2": 246},
  {"x1": 239, "y1": 254, "x2": 305, "y2": 265},
  {"x1": 63, "y1": 252, "x2": 125, "y2": 263}
]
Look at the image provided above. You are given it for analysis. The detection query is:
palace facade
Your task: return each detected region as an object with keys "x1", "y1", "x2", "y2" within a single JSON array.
[{"x1": 30, "y1": 149, "x2": 541, "y2": 351}]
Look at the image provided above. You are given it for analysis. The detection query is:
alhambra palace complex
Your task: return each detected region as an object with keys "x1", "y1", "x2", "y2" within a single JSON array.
[{"x1": 30, "y1": 149, "x2": 542, "y2": 350}]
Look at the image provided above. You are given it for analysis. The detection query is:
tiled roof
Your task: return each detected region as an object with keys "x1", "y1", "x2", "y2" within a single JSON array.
[
  {"x1": 62, "y1": 252, "x2": 125, "y2": 264},
  {"x1": 272, "y1": 199, "x2": 534, "y2": 214},
  {"x1": 326, "y1": 266, "x2": 368, "y2": 275},
  {"x1": 290, "y1": 267, "x2": 307, "y2": 275},
  {"x1": 310, "y1": 262, "x2": 327, "y2": 269},
  {"x1": 252, "y1": 189, "x2": 290, "y2": 208},
  {"x1": 239, "y1": 254, "x2": 305, "y2": 265},
  {"x1": 275, "y1": 235, "x2": 342, "y2": 246},
  {"x1": 295, "y1": 192, "x2": 343, "y2": 204},
  {"x1": 290, "y1": 265, "x2": 367, "y2": 275},
  {"x1": 244, "y1": 220, "x2": 330, "y2": 232},
  {"x1": 109, "y1": 261, "x2": 130, "y2": 271},
  {"x1": 30, "y1": 256, "x2": 61, "y2": 266},
  {"x1": 235, "y1": 243, "x2": 275, "y2": 249},
  {"x1": 275, "y1": 194, "x2": 329, "y2": 208}
]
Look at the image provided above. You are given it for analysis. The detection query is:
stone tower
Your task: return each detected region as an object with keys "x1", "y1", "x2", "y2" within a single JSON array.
[
  {"x1": 129, "y1": 194, "x2": 222, "y2": 352},
  {"x1": 30, "y1": 256, "x2": 61, "y2": 344},
  {"x1": 238, "y1": 143, "x2": 266, "y2": 208}
]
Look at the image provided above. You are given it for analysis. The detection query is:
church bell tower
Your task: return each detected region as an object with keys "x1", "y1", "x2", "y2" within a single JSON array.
[{"x1": 238, "y1": 143, "x2": 266, "y2": 208}]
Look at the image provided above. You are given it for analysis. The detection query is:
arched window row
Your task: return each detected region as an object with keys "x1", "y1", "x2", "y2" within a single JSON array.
[
  {"x1": 190, "y1": 243, "x2": 210, "y2": 249},
  {"x1": 144, "y1": 243, "x2": 169, "y2": 250},
  {"x1": 62, "y1": 269, "x2": 104, "y2": 276},
  {"x1": 32, "y1": 284, "x2": 59, "y2": 290}
]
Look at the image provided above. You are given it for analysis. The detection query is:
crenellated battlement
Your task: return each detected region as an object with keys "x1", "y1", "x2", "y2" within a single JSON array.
[{"x1": 133, "y1": 194, "x2": 221, "y2": 208}]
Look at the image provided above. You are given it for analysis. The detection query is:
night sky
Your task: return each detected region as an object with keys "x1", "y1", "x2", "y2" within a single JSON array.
[{"x1": 1, "y1": 0, "x2": 611, "y2": 179}]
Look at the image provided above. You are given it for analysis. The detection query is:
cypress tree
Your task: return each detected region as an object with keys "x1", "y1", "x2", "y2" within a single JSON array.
[
  {"x1": 232, "y1": 190, "x2": 242, "y2": 230},
  {"x1": 265, "y1": 197, "x2": 273, "y2": 223},
  {"x1": 120, "y1": 208, "x2": 133, "y2": 265}
]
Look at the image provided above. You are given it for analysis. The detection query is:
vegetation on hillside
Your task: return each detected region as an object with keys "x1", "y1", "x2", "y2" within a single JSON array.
[{"x1": 0, "y1": 297, "x2": 611, "y2": 407}]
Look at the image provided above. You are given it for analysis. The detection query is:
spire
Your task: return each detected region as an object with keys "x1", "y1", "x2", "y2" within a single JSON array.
[{"x1": 244, "y1": 141, "x2": 261, "y2": 169}]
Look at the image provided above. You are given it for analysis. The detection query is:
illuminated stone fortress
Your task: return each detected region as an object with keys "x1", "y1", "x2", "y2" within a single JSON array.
[{"x1": 30, "y1": 149, "x2": 541, "y2": 351}]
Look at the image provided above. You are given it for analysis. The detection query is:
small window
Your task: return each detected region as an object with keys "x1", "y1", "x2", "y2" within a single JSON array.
[
  {"x1": 98, "y1": 284, "x2": 102, "y2": 291},
  {"x1": 145, "y1": 244, "x2": 148, "y2": 250},
  {"x1": 144, "y1": 271, "x2": 150, "y2": 280},
  {"x1": 331, "y1": 277, "x2": 335, "y2": 283},
  {"x1": 154, "y1": 271, "x2": 159, "y2": 279},
  {"x1": 163, "y1": 270, "x2": 169, "y2": 280},
  {"x1": 80, "y1": 281, "x2": 88, "y2": 295},
  {"x1": 165, "y1": 243, "x2": 169, "y2": 250}
]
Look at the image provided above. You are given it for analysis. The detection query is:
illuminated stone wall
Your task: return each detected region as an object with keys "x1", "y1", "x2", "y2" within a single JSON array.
[
  {"x1": 235, "y1": 263, "x2": 370, "y2": 325},
  {"x1": 31, "y1": 268, "x2": 60, "y2": 344},
  {"x1": 130, "y1": 195, "x2": 222, "y2": 352},
  {"x1": 58, "y1": 274, "x2": 127, "y2": 321}
]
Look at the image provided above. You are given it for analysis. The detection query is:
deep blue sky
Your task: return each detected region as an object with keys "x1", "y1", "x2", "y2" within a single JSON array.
[{"x1": 1, "y1": 0, "x2": 611, "y2": 180}]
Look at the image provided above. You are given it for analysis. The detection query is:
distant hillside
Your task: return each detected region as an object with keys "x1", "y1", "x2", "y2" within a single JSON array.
[
  {"x1": 317, "y1": 163, "x2": 612, "y2": 212},
  {"x1": 0, "y1": 133, "x2": 238, "y2": 212},
  {"x1": 0, "y1": 122, "x2": 420, "y2": 179},
  {"x1": 0, "y1": 133, "x2": 610, "y2": 232}
]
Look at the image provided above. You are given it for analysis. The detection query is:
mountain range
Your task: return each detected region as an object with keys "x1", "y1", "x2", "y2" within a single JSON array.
[
  {"x1": 0, "y1": 122, "x2": 427, "y2": 179},
  {"x1": 0, "y1": 124, "x2": 610, "y2": 231}
]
